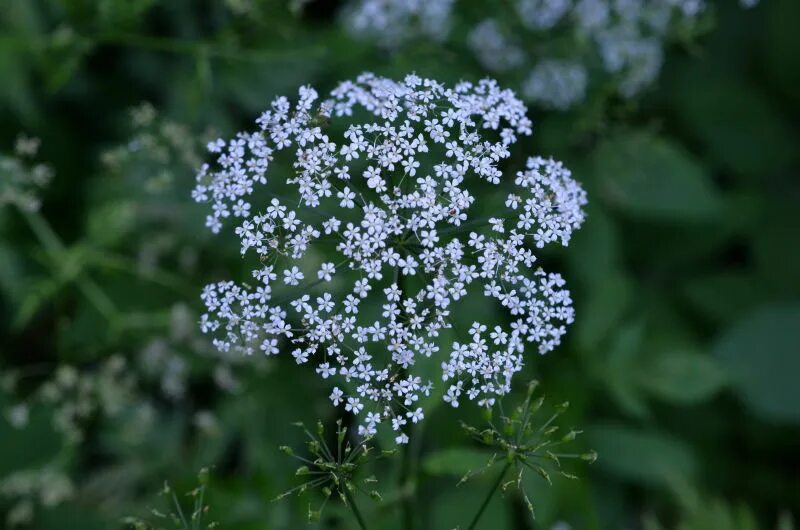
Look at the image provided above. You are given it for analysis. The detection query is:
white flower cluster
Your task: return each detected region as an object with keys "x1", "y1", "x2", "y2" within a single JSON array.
[
  {"x1": 343, "y1": 0, "x2": 755, "y2": 109},
  {"x1": 1, "y1": 135, "x2": 53, "y2": 212},
  {"x1": 468, "y1": 20, "x2": 526, "y2": 74},
  {"x1": 139, "y1": 303, "x2": 247, "y2": 399},
  {"x1": 0, "y1": 467, "x2": 74, "y2": 527},
  {"x1": 523, "y1": 59, "x2": 588, "y2": 110},
  {"x1": 193, "y1": 73, "x2": 586, "y2": 443},
  {"x1": 37, "y1": 356, "x2": 135, "y2": 443},
  {"x1": 469, "y1": 0, "x2": 708, "y2": 103},
  {"x1": 344, "y1": 0, "x2": 454, "y2": 48}
]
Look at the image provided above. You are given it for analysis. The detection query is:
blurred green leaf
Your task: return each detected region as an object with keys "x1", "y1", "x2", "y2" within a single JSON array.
[
  {"x1": 637, "y1": 351, "x2": 727, "y2": 405},
  {"x1": 645, "y1": 497, "x2": 761, "y2": 530},
  {"x1": 576, "y1": 272, "x2": 632, "y2": 352},
  {"x1": 602, "y1": 321, "x2": 650, "y2": 418},
  {"x1": 594, "y1": 132, "x2": 723, "y2": 221},
  {"x1": 713, "y1": 304, "x2": 800, "y2": 424},
  {"x1": 753, "y1": 202, "x2": 800, "y2": 294},
  {"x1": 86, "y1": 200, "x2": 137, "y2": 248},
  {"x1": 422, "y1": 447, "x2": 492, "y2": 476},
  {"x1": 13, "y1": 276, "x2": 61, "y2": 330},
  {"x1": 566, "y1": 202, "x2": 621, "y2": 287},
  {"x1": 668, "y1": 65, "x2": 798, "y2": 178},
  {"x1": 676, "y1": 498, "x2": 758, "y2": 530},
  {"x1": 586, "y1": 424, "x2": 696, "y2": 488},
  {"x1": 682, "y1": 273, "x2": 771, "y2": 326}
]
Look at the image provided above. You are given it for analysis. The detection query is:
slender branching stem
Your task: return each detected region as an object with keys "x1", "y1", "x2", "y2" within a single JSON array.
[
  {"x1": 21, "y1": 209, "x2": 118, "y2": 321},
  {"x1": 466, "y1": 462, "x2": 512, "y2": 530},
  {"x1": 395, "y1": 261, "x2": 418, "y2": 530},
  {"x1": 342, "y1": 485, "x2": 369, "y2": 530}
]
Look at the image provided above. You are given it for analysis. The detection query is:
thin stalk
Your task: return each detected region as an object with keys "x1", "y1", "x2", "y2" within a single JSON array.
[
  {"x1": 193, "y1": 485, "x2": 205, "y2": 530},
  {"x1": 342, "y1": 485, "x2": 369, "y2": 530},
  {"x1": 399, "y1": 439, "x2": 414, "y2": 530},
  {"x1": 21, "y1": 210, "x2": 117, "y2": 321},
  {"x1": 466, "y1": 462, "x2": 512, "y2": 530},
  {"x1": 394, "y1": 262, "x2": 418, "y2": 530},
  {"x1": 171, "y1": 491, "x2": 190, "y2": 529}
]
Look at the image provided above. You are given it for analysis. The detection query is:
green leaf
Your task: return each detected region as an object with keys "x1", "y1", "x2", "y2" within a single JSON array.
[
  {"x1": 594, "y1": 132, "x2": 723, "y2": 221},
  {"x1": 675, "y1": 499, "x2": 759, "y2": 530},
  {"x1": 682, "y1": 273, "x2": 771, "y2": 326},
  {"x1": 637, "y1": 351, "x2": 728, "y2": 405},
  {"x1": 566, "y1": 202, "x2": 621, "y2": 286},
  {"x1": 576, "y1": 272, "x2": 632, "y2": 351},
  {"x1": 422, "y1": 447, "x2": 493, "y2": 476},
  {"x1": 713, "y1": 304, "x2": 800, "y2": 424},
  {"x1": 586, "y1": 424, "x2": 696, "y2": 488},
  {"x1": 668, "y1": 65, "x2": 798, "y2": 178},
  {"x1": 602, "y1": 321, "x2": 650, "y2": 418},
  {"x1": 13, "y1": 276, "x2": 61, "y2": 330},
  {"x1": 753, "y1": 203, "x2": 800, "y2": 293},
  {"x1": 86, "y1": 200, "x2": 137, "y2": 248}
]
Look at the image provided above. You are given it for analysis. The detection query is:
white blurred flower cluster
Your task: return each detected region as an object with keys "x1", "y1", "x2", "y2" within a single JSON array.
[
  {"x1": 344, "y1": 0, "x2": 454, "y2": 47},
  {"x1": 342, "y1": 0, "x2": 758, "y2": 110},
  {"x1": 102, "y1": 102, "x2": 204, "y2": 195},
  {"x1": 0, "y1": 468, "x2": 73, "y2": 527},
  {"x1": 0, "y1": 135, "x2": 53, "y2": 212},
  {"x1": 193, "y1": 73, "x2": 586, "y2": 443},
  {"x1": 101, "y1": 103, "x2": 214, "y2": 275},
  {"x1": 471, "y1": 0, "x2": 707, "y2": 104},
  {"x1": 139, "y1": 303, "x2": 248, "y2": 400},
  {"x1": 523, "y1": 59, "x2": 589, "y2": 110},
  {"x1": 30, "y1": 356, "x2": 135, "y2": 443}
]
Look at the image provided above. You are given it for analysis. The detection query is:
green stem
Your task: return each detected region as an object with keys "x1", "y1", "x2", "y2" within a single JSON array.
[
  {"x1": 399, "y1": 440, "x2": 414, "y2": 530},
  {"x1": 342, "y1": 486, "x2": 369, "y2": 530},
  {"x1": 394, "y1": 264, "x2": 417, "y2": 530},
  {"x1": 466, "y1": 462, "x2": 512, "y2": 530},
  {"x1": 21, "y1": 210, "x2": 118, "y2": 321}
]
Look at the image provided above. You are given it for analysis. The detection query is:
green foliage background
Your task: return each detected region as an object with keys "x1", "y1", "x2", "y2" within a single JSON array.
[{"x1": 0, "y1": 1, "x2": 798, "y2": 529}]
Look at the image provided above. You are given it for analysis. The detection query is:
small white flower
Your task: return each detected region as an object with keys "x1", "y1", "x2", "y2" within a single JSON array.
[
  {"x1": 283, "y1": 266, "x2": 304, "y2": 286},
  {"x1": 330, "y1": 387, "x2": 344, "y2": 406},
  {"x1": 345, "y1": 396, "x2": 364, "y2": 414},
  {"x1": 317, "y1": 262, "x2": 336, "y2": 281},
  {"x1": 364, "y1": 166, "x2": 383, "y2": 190},
  {"x1": 407, "y1": 407, "x2": 424, "y2": 423},
  {"x1": 489, "y1": 217, "x2": 505, "y2": 233}
]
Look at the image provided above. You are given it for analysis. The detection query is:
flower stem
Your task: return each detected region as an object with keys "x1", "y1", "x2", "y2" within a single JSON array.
[
  {"x1": 20, "y1": 210, "x2": 118, "y2": 322},
  {"x1": 466, "y1": 462, "x2": 512, "y2": 530},
  {"x1": 399, "y1": 440, "x2": 415, "y2": 530},
  {"x1": 342, "y1": 486, "x2": 369, "y2": 530},
  {"x1": 395, "y1": 265, "x2": 417, "y2": 530}
]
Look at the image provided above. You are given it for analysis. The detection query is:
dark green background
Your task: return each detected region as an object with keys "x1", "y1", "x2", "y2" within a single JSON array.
[{"x1": 1, "y1": 1, "x2": 798, "y2": 529}]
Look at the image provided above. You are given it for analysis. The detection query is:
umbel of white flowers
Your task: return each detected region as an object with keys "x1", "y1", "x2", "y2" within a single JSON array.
[
  {"x1": 193, "y1": 73, "x2": 587, "y2": 444},
  {"x1": 344, "y1": 0, "x2": 760, "y2": 109}
]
